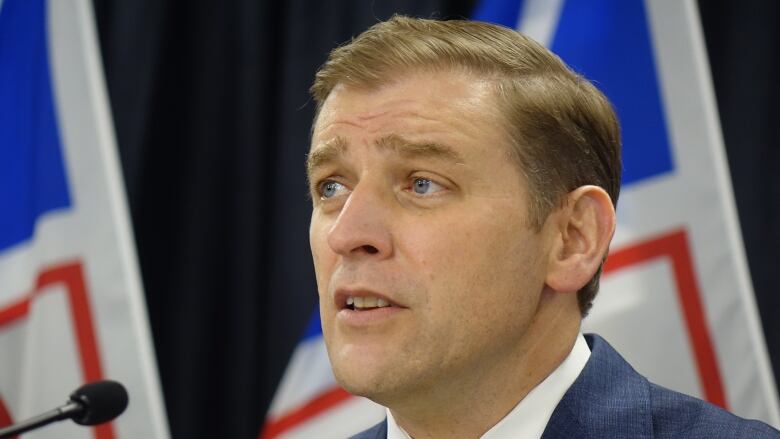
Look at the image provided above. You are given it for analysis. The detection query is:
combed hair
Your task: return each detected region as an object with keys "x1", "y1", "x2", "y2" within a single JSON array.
[{"x1": 311, "y1": 15, "x2": 622, "y2": 316}]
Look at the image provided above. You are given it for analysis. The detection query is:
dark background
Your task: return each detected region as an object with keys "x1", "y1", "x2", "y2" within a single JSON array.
[{"x1": 91, "y1": 1, "x2": 779, "y2": 437}]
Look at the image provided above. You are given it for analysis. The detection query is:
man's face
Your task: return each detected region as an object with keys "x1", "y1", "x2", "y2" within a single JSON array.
[{"x1": 308, "y1": 69, "x2": 556, "y2": 404}]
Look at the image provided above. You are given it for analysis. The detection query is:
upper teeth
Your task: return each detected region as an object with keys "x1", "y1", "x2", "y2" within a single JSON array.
[{"x1": 347, "y1": 296, "x2": 390, "y2": 309}]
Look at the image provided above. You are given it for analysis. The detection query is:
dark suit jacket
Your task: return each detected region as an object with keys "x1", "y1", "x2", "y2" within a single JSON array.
[{"x1": 351, "y1": 334, "x2": 779, "y2": 438}]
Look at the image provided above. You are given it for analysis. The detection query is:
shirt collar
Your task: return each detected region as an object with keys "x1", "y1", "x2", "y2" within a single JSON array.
[{"x1": 386, "y1": 333, "x2": 591, "y2": 439}]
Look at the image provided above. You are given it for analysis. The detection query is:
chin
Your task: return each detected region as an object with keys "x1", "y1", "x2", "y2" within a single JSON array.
[
  {"x1": 325, "y1": 337, "x2": 413, "y2": 400},
  {"x1": 333, "y1": 365, "x2": 382, "y2": 398},
  {"x1": 331, "y1": 358, "x2": 401, "y2": 403}
]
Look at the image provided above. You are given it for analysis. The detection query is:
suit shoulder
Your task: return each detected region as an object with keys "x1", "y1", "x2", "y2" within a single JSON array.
[
  {"x1": 649, "y1": 383, "x2": 779, "y2": 438},
  {"x1": 350, "y1": 419, "x2": 387, "y2": 439}
]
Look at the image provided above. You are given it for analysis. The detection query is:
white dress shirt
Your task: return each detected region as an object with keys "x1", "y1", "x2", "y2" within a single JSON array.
[{"x1": 387, "y1": 333, "x2": 591, "y2": 439}]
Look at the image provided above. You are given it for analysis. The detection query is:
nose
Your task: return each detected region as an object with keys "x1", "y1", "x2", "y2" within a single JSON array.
[{"x1": 327, "y1": 182, "x2": 393, "y2": 259}]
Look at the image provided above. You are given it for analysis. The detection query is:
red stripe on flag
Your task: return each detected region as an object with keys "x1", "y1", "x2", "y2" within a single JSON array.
[
  {"x1": 0, "y1": 261, "x2": 116, "y2": 439},
  {"x1": 0, "y1": 396, "x2": 17, "y2": 438},
  {"x1": 36, "y1": 263, "x2": 104, "y2": 384},
  {"x1": 0, "y1": 296, "x2": 30, "y2": 326},
  {"x1": 260, "y1": 387, "x2": 353, "y2": 439},
  {"x1": 604, "y1": 229, "x2": 728, "y2": 408}
]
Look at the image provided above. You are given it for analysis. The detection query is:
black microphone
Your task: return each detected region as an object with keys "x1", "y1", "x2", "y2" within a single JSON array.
[{"x1": 0, "y1": 380, "x2": 128, "y2": 438}]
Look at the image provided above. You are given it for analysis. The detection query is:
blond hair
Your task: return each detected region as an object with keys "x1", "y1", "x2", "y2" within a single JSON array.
[{"x1": 311, "y1": 15, "x2": 621, "y2": 316}]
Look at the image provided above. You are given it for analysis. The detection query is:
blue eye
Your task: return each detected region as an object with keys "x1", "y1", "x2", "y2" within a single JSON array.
[
  {"x1": 413, "y1": 178, "x2": 431, "y2": 194},
  {"x1": 412, "y1": 177, "x2": 444, "y2": 195},
  {"x1": 319, "y1": 181, "x2": 346, "y2": 199}
]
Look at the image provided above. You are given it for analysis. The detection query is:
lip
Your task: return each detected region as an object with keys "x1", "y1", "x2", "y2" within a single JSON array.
[
  {"x1": 337, "y1": 306, "x2": 405, "y2": 327},
  {"x1": 333, "y1": 288, "x2": 407, "y2": 327},
  {"x1": 333, "y1": 288, "x2": 405, "y2": 310}
]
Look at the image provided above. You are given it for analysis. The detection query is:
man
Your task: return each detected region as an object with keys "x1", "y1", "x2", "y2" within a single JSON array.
[{"x1": 305, "y1": 16, "x2": 779, "y2": 439}]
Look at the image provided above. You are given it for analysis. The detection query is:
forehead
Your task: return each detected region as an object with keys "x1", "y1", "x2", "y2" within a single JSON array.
[{"x1": 310, "y1": 70, "x2": 508, "y2": 155}]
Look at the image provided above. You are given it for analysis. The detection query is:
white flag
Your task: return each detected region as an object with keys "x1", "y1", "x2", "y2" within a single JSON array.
[{"x1": 0, "y1": 0, "x2": 169, "y2": 437}]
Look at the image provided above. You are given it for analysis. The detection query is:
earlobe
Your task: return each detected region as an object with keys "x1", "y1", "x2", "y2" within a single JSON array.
[{"x1": 545, "y1": 186, "x2": 616, "y2": 293}]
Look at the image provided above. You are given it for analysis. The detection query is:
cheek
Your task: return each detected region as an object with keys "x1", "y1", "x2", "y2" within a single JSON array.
[
  {"x1": 398, "y1": 218, "x2": 467, "y2": 287},
  {"x1": 310, "y1": 217, "x2": 335, "y2": 291},
  {"x1": 404, "y1": 207, "x2": 535, "y2": 274},
  {"x1": 402, "y1": 207, "x2": 545, "y2": 315}
]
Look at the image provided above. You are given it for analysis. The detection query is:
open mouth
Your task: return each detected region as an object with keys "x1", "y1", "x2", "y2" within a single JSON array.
[{"x1": 345, "y1": 296, "x2": 394, "y2": 311}]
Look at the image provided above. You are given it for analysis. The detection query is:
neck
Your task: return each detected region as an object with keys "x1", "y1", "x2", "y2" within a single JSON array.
[{"x1": 389, "y1": 294, "x2": 581, "y2": 439}]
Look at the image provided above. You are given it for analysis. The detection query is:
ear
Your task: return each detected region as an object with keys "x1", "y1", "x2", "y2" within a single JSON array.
[{"x1": 545, "y1": 185, "x2": 616, "y2": 293}]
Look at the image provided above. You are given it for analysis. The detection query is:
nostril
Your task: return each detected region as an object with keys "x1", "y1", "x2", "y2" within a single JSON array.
[{"x1": 362, "y1": 245, "x2": 379, "y2": 254}]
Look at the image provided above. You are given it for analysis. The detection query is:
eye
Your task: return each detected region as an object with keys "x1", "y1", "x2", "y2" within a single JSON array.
[
  {"x1": 318, "y1": 180, "x2": 348, "y2": 199},
  {"x1": 411, "y1": 177, "x2": 445, "y2": 195}
]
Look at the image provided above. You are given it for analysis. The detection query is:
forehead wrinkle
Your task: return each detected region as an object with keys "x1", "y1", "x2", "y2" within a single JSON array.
[{"x1": 376, "y1": 134, "x2": 464, "y2": 164}]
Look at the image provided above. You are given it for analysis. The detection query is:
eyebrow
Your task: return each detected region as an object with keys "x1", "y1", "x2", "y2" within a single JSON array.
[
  {"x1": 306, "y1": 136, "x2": 348, "y2": 178},
  {"x1": 306, "y1": 134, "x2": 464, "y2": 178}
]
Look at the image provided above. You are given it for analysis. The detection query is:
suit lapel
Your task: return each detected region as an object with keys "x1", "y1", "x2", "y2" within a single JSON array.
[
  {"x1": 350, "y1": 419, "x2": 387, "y2": 439},
  {"x1": 542, "y1": 334, "x2": 654, "y2": 439},
  {"x1": 353, "y1": 336, "x2": 653, "y2": 439}
]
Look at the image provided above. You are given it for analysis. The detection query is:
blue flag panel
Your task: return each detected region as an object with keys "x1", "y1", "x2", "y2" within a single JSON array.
[
  {"x1": 0, "y1": 0, "x2": 72, "y2": 252},
  {"x1": 301, "y1": 310, "x2": 324, "y2": 342},
  {"x1": 472, "y1": 0, "x2": 525, "y2": 28},
  {"x1": 550, "y1": 0, "x2": 674, "y2": 185},
  {"x1": 473, "y1": 0, "x2": 674, "y2": 187}
]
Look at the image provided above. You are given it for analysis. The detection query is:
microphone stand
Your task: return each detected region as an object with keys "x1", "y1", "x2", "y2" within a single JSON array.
[{"x1": 0, "y1": 401, "x2": 83, "y2": 438}]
